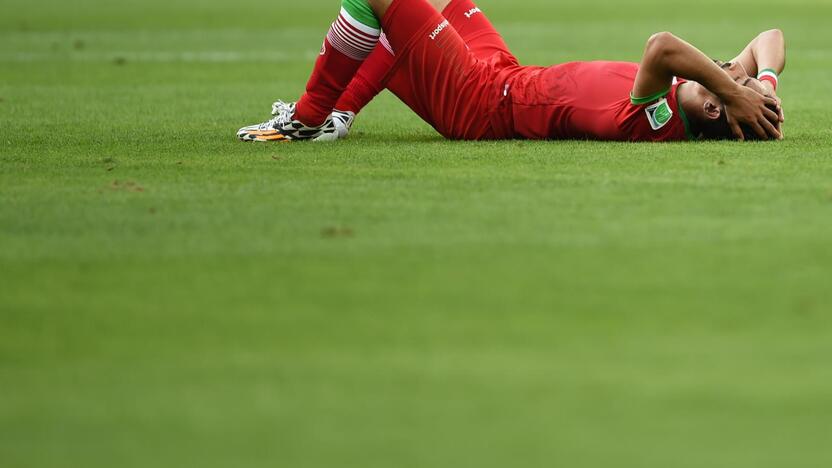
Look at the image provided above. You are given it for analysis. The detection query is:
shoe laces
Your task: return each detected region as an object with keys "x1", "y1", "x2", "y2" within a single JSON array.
[
  {"x1": 271, "y1": 100, "x2": 295, "y2": 117},
  {"x1": 263, "y1": 100, "x2": 295, "y2": 129}
]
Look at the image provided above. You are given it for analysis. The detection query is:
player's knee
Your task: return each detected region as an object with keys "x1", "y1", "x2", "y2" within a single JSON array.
[
  {"x1": 363, "y1": 0, "x2": 392, "y2": 17},
  {"x1": 426, "y1": 0, "x2": 452, "y2": 11},
  {"x1": 343, "y1": 0, "x2": 383, "y2": 28}
]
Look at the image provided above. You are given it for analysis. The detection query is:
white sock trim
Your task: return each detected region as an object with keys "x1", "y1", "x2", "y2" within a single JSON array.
[{"x1": 327, "y1": 8, "x2": 381, "y2": 60}]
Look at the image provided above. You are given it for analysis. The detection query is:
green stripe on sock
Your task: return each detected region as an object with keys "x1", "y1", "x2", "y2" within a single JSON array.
[{"x1": 342, "y1": 0, "x2": 380, "y2": 29}]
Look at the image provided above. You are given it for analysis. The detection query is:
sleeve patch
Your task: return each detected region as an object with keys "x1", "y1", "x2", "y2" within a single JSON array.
[{"x1": 645, "y1": 98, "x2": 673, "y2": 130}]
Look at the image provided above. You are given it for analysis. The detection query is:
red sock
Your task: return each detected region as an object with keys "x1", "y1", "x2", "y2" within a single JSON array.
[
  {"x1": 336, "y1": 34, "x2": 396, "y2": 114},
  {"x1": 295, "y1": 11, "x2": 381, "y2": 126},
  {"x1": 295, "y1": 38, "x2": 363, "y2": 126}
]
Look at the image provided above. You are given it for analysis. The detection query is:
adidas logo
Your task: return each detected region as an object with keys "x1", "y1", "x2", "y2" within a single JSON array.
[
  {"x1": 429, "y1": 20, "x2": 450, "y2": 40},
  {"x1": 464, "y1": 7, "x2": 481, "y2": 18}
]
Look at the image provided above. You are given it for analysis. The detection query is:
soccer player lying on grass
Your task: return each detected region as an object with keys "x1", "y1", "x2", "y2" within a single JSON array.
[{"x1": 237, "y1": 0, "x2": 785, "y2": 142}]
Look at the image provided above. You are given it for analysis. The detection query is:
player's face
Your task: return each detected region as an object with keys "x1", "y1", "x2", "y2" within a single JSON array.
[
  {"x1": 721, "y1": 61, "x2": 749, "y2": 83},
  {"x1": 692, "y1": 81, "x2": 722, "y2": 108},
  {"x1": 742, "y1": 77, "x2": 768, "y2": 96},
  {"x1": 716, "y1": 61, "x2": 768, "y2": 95}
]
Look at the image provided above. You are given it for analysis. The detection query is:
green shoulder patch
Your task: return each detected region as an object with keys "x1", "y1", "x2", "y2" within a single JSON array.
[{"x1": 645, "y1": 98, "x2": 673, "y2": 130}]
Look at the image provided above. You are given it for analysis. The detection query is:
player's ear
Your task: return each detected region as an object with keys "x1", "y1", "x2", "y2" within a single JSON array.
[{"x1": 703, "y1": 100, "x2": 722, "y2": 121}]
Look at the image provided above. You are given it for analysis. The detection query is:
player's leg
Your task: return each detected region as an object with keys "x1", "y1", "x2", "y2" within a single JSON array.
[
  {"x1": 333, "y1": 33, "x2": 397, "y2": 116},
  {"x1": 370, "y1": 0, "x2": 497, "y2": 139},
  {"x1": 440, "y1": 0, "x2": 517, "y2": 63},
  {"x1": 380, "y1": 0, "x2": 517, "y2": 130},
  {"x1": 335, "y1": 0, "x2": 510, "y2": 124},
  {"x1": 237, "y1": 0, "x2": 382, "y2": 142},
  {"x1": 333, "y1": 0, "x2": 448, "y2": 131},
  {"x1": 295, "y1": 0, "x2": 382, "y2": 125}
]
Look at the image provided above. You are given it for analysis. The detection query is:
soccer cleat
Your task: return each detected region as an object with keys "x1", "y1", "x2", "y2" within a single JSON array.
[
  {"x1": 272, "y1": 101, "x2": 355, "y2": 139},
  {"x1": 237, "y1": 101, "x2": 339, "y2": 142},
  {"x1": 331, "y1": 109, "x2": 356, "y2": 139},
  {"x1": 276, "y1": 101, "x2": 355, "y2": 139}
]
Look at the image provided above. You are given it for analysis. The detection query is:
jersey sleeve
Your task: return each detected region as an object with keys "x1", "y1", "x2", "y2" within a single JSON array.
[
  {"x1": 630, "y1": 87, "x2": 671, "y2": 106},
  {"x1": 618, "y1": 84, "x2": 694, "y2": 142}
]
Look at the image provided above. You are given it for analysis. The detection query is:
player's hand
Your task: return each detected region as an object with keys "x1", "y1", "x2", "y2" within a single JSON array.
[
  {"x1": 760, "y1": 80, "x2": 785, "y2": 124},
  {"x1": 744, "y1": 78, "x2": 785, "y2": 137},
  {"x1": 764, "y1": 86, "x2": 785, "y2": 138},
  {"x1": 744, "y1": 78, "x2": 784, "y2": 122},
  {"x1": 724, "y1": 85, "x2": 781, "y2": 141}
]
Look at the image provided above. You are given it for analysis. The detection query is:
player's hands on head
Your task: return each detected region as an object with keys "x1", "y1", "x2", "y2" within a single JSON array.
[
  {"x1": 724, "y1": 84, "x2": 782, "y2": 141},
  {"x1": 763, "y1": 86, "x2": 785, "y2": 138},
  {"x1": 745, "y1": 77, "x2": 785, "y2": 126},
  {"x1": 761, "y1": 82, "x2": 785, "y2": 128}
]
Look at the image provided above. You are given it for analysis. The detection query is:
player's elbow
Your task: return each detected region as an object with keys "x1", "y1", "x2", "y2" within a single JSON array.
[
  {"x1": 762, "y1": 28, "x2": 784, "y2": 40},
  {"x1": 647, "y1": 31, "x2": 677, "y2": 45},
  {"x1": 757, "y1": 29, "x2": 785, "y2": 50},
  {"x1": 645, "y1": 32, "x2": 678, "y2": 61},
  {"x1": 759, "y1": 28, "x2": 786, "y2": 68}
]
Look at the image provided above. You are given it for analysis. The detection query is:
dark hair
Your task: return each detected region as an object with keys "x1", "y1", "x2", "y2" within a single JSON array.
[
  {"x1": 700, "y1": 107, "x2": 733, "y2": 140},
  {"x1": 699, "y1": 102, "x2": 779, "y2": 141},
  {"x1": 700, "y1": 61, "x2": 778, "y2": 141}
]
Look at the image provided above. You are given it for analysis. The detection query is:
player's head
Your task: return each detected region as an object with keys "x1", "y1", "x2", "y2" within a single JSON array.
[
  {"x1": 714, "y1": 60, "x2": 771, "y2": 96},
  {"x1": 691, "y1": 61, "x2": 773, "y2": 140},
  {"x1": 684, "y1": 80, "x2": 728, "y2": 139}
]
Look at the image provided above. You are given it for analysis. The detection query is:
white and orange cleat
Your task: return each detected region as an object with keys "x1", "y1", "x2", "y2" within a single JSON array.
[{"x1": 237, "y1": 101, "x2": 343, "y2": 142}]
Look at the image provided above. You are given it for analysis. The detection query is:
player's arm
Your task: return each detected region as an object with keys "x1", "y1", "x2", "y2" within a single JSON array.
[
  {"x1": 633, "y1": 32, "x2": 781, "y2": 140},
  {"x1": 731, "y1": 29, "x2": 786, "y2": 83},
  {"x1": 730, "y1": 29, "x2": 786, "y2": 125}
]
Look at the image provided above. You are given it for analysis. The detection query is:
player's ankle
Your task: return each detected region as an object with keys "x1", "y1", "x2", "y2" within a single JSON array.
[{"x1": 293, "y1": 101, "x2": 329, "y2": 127}]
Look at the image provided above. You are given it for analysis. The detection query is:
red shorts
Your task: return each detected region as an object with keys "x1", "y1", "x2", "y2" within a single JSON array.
[{"x1": 381, "y1": 0, "x2": 519, "y2": 140}]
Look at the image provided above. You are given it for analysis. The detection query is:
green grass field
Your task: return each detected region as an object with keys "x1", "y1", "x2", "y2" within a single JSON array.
[{"x1": 2, "y1": 0, "x2": 832, "y2": 466}]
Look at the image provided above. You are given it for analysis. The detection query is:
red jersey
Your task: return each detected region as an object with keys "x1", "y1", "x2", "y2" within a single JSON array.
[
  {"x1": 376, "y1": 0, "x2": 693, "y2": 142},
  {"x1": 493, "y1": 61, "x2": 694, "y2": 142}
]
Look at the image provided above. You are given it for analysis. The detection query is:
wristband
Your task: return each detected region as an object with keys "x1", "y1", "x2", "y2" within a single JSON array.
[{"x1": 757, "y1": 68, "x2": 779, "y2": 90}]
